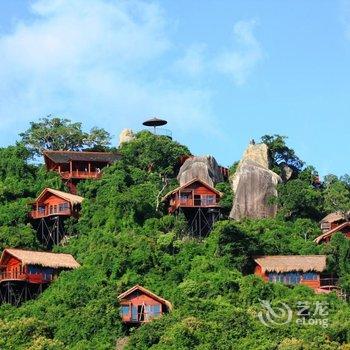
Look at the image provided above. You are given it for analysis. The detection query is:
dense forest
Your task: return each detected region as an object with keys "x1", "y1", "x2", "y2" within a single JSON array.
[{"x1": 0, "y1": 118, "x2": 350, "y2": 349}]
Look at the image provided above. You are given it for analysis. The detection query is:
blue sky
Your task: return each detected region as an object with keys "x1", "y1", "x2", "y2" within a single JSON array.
[{"x1": 0, "y1": 0, "x2": 349, "y2": 176}]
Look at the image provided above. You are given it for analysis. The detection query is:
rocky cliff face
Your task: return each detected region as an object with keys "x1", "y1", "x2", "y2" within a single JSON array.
[
  {"x1": 177, "y1": 155, "x2": 223, "y2": 187},
  {"x1": 119, "y1": 129, "x2": 135, "y2": 146},
  {"x1": 230, "y1": 143, "x2": 281, "y2": 220}
]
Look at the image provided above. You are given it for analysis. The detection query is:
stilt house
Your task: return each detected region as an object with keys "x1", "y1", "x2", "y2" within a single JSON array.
[
  {"x1": 29, "y1": 188, "x2": 84, "y2": 248},
  {"x1": 43, "y1": 150, "x2": 120, "y2": 193},
  {"x1": 162, "y1": 178, "x2": 222, "y2": 236},
  {"x1": 0, "y1": 249, "x2": 80, "y2": 305},
  {"x1": 30, "y1": 188, "x2": 83, "y2": 219}
]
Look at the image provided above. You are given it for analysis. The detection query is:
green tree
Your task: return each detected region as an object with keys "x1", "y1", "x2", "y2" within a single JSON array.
[
  {"x1": 323, "y1": 175, "x2": 350, "y2": 215},
  {"x1": 20, "y1": 116, "x2": 112, "y2": 156},
  {"x1": 119, "y1": 130, "x2": 190, "y2": 176},
  {"x1": 261, "y1": 134, "x2": 304, "y2": 174}
]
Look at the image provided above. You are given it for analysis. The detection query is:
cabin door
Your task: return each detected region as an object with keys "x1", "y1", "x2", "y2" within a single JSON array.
[
  {"x1": 138, "y1": 305, "x2": 145, "y2": 321},
  {"x1": 194, "y1": 195, "x2": 201, "y2": 206},
  {"x1": 131, "y1": 305, "x2": 138, "y2": 322}
]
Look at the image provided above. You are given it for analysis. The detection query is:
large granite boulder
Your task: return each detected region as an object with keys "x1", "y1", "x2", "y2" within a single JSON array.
[
  {"x1": 119, "y1": 129, "x2": 135, "y2": 146},
  {"x1": 230, "y1": 143, "x2": 281, "y2": 220},
  {"x1": 279, "y1": 162, "x2": 294, "y2": 182},
  {"x1": 177, "y1": 155, "x2": 223, "y2": 187}
]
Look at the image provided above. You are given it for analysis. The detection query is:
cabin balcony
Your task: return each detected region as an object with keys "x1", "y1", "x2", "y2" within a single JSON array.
[
  {"x1": 30, "y1": 206, "x2": 72, "y2": 219},
  {"x1": 60, "y1": 170, "x2": 102, "y2": 180},
  {"x1": 317, "y1": 277, "x2": 339, "y2": 292},
  {"x1": 0, "y1": 271, "x2": 53, "y2": 284},
  {"x1": 177, "y1": 198, "x2": 220, "y2": 208}
]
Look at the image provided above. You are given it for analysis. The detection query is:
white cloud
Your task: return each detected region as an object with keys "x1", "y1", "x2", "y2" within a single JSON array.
[
  {"x1": 215, "y1": 20, "x2": 263, "y2": 86},
  {"x1": 0, "y1": 0, "x2": 216, "y2": 144},
  {"x1": 174, "y1": 44, "x2": 206, "y2": 77}
]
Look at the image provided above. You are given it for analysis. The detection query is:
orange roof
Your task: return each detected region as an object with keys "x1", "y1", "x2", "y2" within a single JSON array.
[
  {"x1": 255, "y1": 255, "x2": 327, "y2": 273},
  {"x1": 118, "y1": 285, "x2": 173, "y2": 310},
  {"x1": 162, "y1": 177, "x2": 223, "y2": 202},
  {"x1": 43, "y1": 150, "x2": 120, "y2": 164},
  {"x1": 1, "y1": 249, "x2": 80, "y2": 269},
  {"x1": 314, "y1": 222, "x2": 350, "y2": 244},
  {"x1": 320, "y1": 211, "x2": 348, "y2": 223},
  {"x1": 35, "y1": 188, "x2": 84, "y2": 205}
]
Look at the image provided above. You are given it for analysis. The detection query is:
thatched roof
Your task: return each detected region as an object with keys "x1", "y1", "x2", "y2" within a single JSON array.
[
  {"x1": 1, "y1": 249, "x2": 80, "y2": 269},
  {"x1": 255, "y1": 255, "x2": 327, "y2": 273},
  {"x1": 315, "y1": 222, "x2": 350, "y2": 244},
  {"x1": 43, "y1": 150, "x2": 120, "y2": 164},
  {"x1": 36, "y1": 188, "x2": 84, "y2": 205},
  {"x1": 162, "y1": 177, "x2": 223, "y2": 202},
  {"x1": 321, "y1": 211, "x2": 347, "y2": 223},
  {"x1": 118, "y1": 285, "x2": 173, "y2": 310}
]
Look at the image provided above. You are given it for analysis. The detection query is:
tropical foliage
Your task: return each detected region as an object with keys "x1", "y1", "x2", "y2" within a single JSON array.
[{"x1": 0, "y1": 120, "x2": 349, "y2": 349}]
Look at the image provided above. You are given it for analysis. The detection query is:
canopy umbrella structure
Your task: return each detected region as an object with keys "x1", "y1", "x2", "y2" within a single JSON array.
[{"x1": 142, "y1": 117, "x2": 168, "y2": 134}]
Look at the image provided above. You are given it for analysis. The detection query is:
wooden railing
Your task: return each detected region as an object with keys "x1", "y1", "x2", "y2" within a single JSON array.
[
  {"x1": 0, "y1": 271, "x2": 27, "y2": 282},
  {"x1": 178, "y1": 198, "x2": 218, "y2": 207},
  {"x1": 30, "y1": 208, "x2": 71, "y2": 219},
  {"x1": 60, "y1": 170, "x2": 102, "y2": 180},
  {"x1": 0, "y1": 271, "x2": 53, "y2": 284},
  {"x1": 320, "y1": 277, "x2": 339, "y2": 290}
]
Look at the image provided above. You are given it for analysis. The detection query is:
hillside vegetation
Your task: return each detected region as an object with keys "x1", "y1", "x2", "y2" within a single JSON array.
[{"x1": 0, "y1": 125, "x2": 350, "y2": 349}]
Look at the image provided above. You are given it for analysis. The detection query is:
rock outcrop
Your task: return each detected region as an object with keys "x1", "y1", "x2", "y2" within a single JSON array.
[
  {"x1": 119, "y1": 129, "x2": 135, "y2": 146},
  {"x1": 279, "y1": 162, "x2": 294, "y2": 182},
  {"x1": 230, "y1": 143, "x2": 281, "y2": 220},
  {"x1": 177, "y1": 155, "x2": 223, "y2": 187}
]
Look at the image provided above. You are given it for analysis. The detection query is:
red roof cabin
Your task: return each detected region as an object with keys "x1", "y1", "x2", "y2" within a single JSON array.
[
  {"x1": 0, "y1": 248, "x2": 80, "y2": 284},
  {"x1": 254, "y1": 255, "x2": 337, "y2": 294},
  {"x1": 162, "y1": 178, "x2": 222, "y2": 214},
  {"x1": 118, "y1": 285, "x2": 172, "y2": 325},
  {"x1": 43, "y1": 150, "x2": 120, "y2": 193},
  {"x1": 315, "y1": 221, "x2": 350, "y2": 244},
  {"x1": 30, "y1": 188, "x2": 84, "y2": 220},
  {"x1": 319, "y1": 211, "x2": 349, "y2": 232}
]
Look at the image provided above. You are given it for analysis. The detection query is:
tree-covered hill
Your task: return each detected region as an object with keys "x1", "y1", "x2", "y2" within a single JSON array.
[{"x1": 0, "y1": 122, "x2": 350, "y2": 349}]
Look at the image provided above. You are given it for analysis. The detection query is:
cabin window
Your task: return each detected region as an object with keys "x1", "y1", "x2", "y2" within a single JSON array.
[
  {"x1": 120, "y1": 305, "x2": 130, "y2": 316},
  {"x1": 268, "y1": 272, "x2": 301, "y2": 284},
  {"x1": 150, "y1": 304, "x2": 161, "y2": 316},
  {"x1": 38, "y1": 205, "x2": 45, "y2": 213},
  {"x1": 59, "y1": 202, "x2": 70, "y2": 212},
  {"x1": 53, "y1": 205, "x2": 58, "y2": 213},
  {"x1": 131, "y1": 306, "x2": 138, "y2": 321},
  {"x1": 180, "y1": 192, "x2": 191, "y2": 203},
  {"x1": 201, "y1": 194, "x2": 215, "y2": 205},
  {"x1": 321, "y1": 222, "x2": 331, "y2": 230},
  {"x1": 303, "y1": 272, "x2": 318, "y2": 280},
  {"x1": 285, "y1": 272, "x2": 301, "y2": 284}
]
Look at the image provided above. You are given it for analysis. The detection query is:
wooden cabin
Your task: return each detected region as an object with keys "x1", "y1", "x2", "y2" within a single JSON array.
[
  {"x1": 30, "y1": 188, "x2": 83, "y2": 220},
  {"x1": 44, "y1": 150, "x2": 120, "y2": 179},
  {"x1": 43, "y1": 150, "x2": 120, "y2": 193},
  {"x1": 319, "y1": 211, "x2": 349, "y2": 232},
  {"x1": 315, "y1": 222, "x2": 350, "y2": 244},
  {"x1": 0, "y1": 249, "x2": 80, "y2": 284},
  {"x1": 254, "y1": 255, "x2": 337, "y2": 293},
  {"x1": 118, "y1": 285, "x2": 172, "y2": 325},
  {"x1": 162, "y1": 178, "x2": 222, "y2": 214}
]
